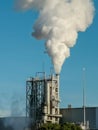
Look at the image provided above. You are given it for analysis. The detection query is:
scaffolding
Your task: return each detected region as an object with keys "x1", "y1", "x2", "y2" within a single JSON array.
[{"x1": 26, "y1": 73, "x2": 62, "y2": 126}]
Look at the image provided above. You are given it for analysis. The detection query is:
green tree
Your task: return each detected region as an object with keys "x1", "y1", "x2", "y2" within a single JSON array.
[
  {"x1": 38, "y1": 123, "x2": 60, "y2": 130},
  {"x1": 61, "y1": 123, "x2": 82, "y2": 130},
  {"x1": 32, "y1": 122, "x2": 82, "y2": 130}
]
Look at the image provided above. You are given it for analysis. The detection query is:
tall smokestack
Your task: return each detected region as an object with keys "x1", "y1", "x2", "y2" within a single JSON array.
[
  {"x1": 56, "y1": 73, "x2": 60, "y2": 101},
  {"x1": 15, "y1": 0, "x2": 95, "y2": 74},
  {"x1": 56, "y1": 73, "x2": 60, "y2": 88}
]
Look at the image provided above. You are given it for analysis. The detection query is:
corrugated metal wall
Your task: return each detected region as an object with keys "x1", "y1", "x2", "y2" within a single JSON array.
[
  {"x1": 60, "y1": 107, "x2": 97, "y2": 129},
  {"x1": 96, "y1": 107, "x2": 98, "y2": 129}
]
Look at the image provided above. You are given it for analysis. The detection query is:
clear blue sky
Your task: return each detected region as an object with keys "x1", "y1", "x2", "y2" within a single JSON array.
[{"x1": 0, "y1": 0, "x2": 98, "y2": 117}]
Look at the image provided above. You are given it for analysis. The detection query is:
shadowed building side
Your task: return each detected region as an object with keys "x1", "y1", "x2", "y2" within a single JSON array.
[{"x1": 60, "y1": 107, "x2": 98, "y2": 129}]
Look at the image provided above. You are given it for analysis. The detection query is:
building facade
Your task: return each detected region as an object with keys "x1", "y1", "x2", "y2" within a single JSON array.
[
  {"x1": 26, "y1": 73, "x2": 62, "y2": 126},
  {"x1": 60, "y1": 107, "x2": 98, "y2": 129}
]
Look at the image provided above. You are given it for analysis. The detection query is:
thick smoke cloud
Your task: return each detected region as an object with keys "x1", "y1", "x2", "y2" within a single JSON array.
[{"x1": 15, "y1": 0, "x2": 95, "y2": 74}]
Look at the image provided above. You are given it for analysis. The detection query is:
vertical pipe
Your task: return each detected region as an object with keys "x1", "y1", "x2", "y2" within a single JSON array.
[
  {"x1": 56, "y1": 74, "x2": 60, "y2": 115},
  {"x1": 83, "y1": 85, "x2": 86, "y2": 129},
  {"x1": 82, "y1": 68, "x2": 86, "y2": 130},
  {"x1": 48, "y1": 82, "x2": 49, "y2": 115},
  {"x1": 26, "y1": 81, "x2": 27, "y2": 117},
  {"x1": 56, "y1": 74, "x2": 60, "y2": 96}
]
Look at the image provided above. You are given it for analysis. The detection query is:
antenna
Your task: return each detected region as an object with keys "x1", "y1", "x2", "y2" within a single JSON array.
[
  {"x1": 42, "y1": 61, "x2": 45, "y2": 72},
  {"x1": 82, "y1": 67, "x2": 86, "y2": 130}
]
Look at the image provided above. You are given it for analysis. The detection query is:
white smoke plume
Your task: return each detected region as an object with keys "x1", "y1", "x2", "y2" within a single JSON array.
[{"x1": 15, "y1": 0, "x2": 95, "y2": 74}]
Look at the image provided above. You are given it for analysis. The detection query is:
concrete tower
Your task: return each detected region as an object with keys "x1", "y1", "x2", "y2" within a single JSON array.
[{"x1": 26, "y1": 72, "x2": 62, "y2": 127}]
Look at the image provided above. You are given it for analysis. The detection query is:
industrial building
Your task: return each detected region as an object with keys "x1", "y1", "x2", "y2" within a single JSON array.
[
  {"x1": 26, "y1": 72, "x2": 62, "y2": 127},
  {"x1": 0, "y1": 117, "x2": 30, "y2": 130},
  {"x1": 25, "y1": 72, "x2": 98, "y2": 129},
  {"x1": 60, "y1": 106, "x2": 98, "y2": 129},
  {"x1": 0, "y1": 107, "x2": 98, "y2": 130}
]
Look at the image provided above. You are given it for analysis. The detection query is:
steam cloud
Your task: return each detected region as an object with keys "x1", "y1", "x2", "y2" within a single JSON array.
[{"x1": 16, "y1": 0, "x2": 95, "y2": 74}]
